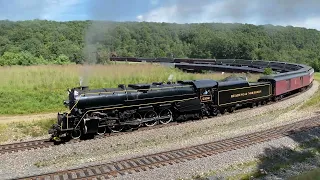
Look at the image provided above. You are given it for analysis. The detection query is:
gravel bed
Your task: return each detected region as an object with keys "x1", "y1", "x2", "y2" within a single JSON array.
[
  {"x1": 112, "y1": 127, "x2": 320, "y2": 180},
  {"x1": 208, "y1": 127, "x2": 320, "y2": 180},
  {"x1": 0, "y1": 81, "x2": 318, "y2": 180}
]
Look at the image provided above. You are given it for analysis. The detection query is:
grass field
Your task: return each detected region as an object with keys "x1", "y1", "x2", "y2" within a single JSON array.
[
  {"x1": 299, "y1": 72, "x2": 320, "y2": 109},
  {"x1": 0, "y1": 63, "x2": 260, "y2": 115},
  {"x1": 290, "y1": 168, "x2": 320, "y2": 180}
]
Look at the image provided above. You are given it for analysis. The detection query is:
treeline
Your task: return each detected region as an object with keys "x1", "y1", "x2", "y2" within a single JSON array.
[{"x1": 0, "y1": 20, "x2": 320, "y2": 70}]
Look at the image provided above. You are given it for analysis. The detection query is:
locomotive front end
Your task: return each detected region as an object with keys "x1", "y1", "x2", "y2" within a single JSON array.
[
  {"x1": 48, "y1": 86, "x2": 87, "y2": 142},
  {"x1": 48, "y1": 112, "x2": 67, "y2": 141}
]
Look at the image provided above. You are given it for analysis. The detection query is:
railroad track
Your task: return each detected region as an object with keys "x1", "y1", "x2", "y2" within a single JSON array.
[
  {"x1": 0, "y1": 139, "x2": 53, "y2": 154},
  {"x1": 0, "y1": 85, "x2": 311, "y2": 155},
  {"x1": 18, "y1": 115, "x2": 320, "y2": 180}
]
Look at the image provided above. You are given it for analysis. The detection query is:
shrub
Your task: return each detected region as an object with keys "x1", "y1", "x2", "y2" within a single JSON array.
[{"x1": 263, "y1": 67, "x2": 273, "y2": 75}]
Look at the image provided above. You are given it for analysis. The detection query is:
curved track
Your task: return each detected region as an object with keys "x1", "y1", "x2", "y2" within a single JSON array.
[
  {"x1": 110, "y1": 57, "x2": 313, "y2": 75},
  {"x1": 18, "y1": 115, "x2": 320, "y2": 180},
  {"x1": 0, "y1": 83, "x2": 311, "y2": 155}
]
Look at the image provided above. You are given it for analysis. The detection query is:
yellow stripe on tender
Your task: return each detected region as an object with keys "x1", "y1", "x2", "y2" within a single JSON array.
[{"x1": 218, "y1": 84, "x2": 270, "y2": 92}]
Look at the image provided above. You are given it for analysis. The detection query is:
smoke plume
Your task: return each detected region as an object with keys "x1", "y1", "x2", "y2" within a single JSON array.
[{"x1": 81, "y1": 1, "x2": 122, "y2": 87}]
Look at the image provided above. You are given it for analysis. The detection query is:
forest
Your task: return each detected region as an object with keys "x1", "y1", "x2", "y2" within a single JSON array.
[{"x1": 1, "y1": 20, "x2": 320, "y2": 71}]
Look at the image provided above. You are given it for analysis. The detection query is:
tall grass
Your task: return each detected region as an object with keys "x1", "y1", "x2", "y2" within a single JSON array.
[
  {"x1": 0, "y1": 63, "x2": 260, "y2": 115},
  {"x1": 299, "y1": 72, "x2": 320, "y2": 109}
]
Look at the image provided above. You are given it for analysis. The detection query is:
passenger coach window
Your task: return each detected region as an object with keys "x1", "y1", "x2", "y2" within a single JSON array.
[{"x1": 300, "y1": 77, "x2": 303, "y2": 85}]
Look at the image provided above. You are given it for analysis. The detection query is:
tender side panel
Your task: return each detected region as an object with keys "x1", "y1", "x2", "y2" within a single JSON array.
[{"x1": 217, "y1": 84, "x2": 271, "y2": 106}]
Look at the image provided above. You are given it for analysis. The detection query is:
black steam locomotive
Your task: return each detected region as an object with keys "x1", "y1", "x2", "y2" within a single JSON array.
[{"x1": 48, "y1": 78, "x2": 272, "y2": 141}]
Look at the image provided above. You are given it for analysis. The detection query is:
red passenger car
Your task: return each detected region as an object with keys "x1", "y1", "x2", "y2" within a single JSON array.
[{"x1": 258, "y1": 68, "x2": 314, "y2": 100}]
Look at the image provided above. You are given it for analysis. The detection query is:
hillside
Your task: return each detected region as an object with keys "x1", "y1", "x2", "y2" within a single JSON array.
[{"x1": 0, "y1": 20, "x2": 320, "y2": 70}]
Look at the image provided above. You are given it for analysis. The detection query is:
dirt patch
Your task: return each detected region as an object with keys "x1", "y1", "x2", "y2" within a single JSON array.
[{"x1": 0, "y1": 113, "x2": 56, "y2": 123}]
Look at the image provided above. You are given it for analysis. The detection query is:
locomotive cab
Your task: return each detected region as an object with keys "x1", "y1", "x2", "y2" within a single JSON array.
[
  {"x1": 178, "y1": 79, "x2": 218, "y2": 103},
  {"x1": 178, "y1": 79, "x2": 218, "y2": 116},
  {"x1": 199, "y1": 88, "x2": 214, "y2": 102}
]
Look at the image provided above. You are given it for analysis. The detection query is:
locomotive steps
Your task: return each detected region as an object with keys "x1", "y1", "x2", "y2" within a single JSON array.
[{"x1": 0, "y1": 80, "x2": 318, "y2": 180}]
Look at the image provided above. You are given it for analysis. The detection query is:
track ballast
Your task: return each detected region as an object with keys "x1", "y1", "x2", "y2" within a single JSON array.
[{"x1": 18, "y1": 115, "x2": 320, "y2": 180}]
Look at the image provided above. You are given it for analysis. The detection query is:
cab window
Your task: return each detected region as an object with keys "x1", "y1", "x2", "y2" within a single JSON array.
[{"x1": 200, "y1": 88, "x2": 211, "y2": 95}]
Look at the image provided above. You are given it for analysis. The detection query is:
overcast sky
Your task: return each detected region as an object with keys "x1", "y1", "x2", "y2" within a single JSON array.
[{"x1": 0, "y1": 0, "x2": 320, "y2": 30}]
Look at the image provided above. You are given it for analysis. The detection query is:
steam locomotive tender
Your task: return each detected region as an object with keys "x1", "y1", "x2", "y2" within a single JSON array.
[{"x1": 48, "y1": 79, "x2": 272, "y2": 141}]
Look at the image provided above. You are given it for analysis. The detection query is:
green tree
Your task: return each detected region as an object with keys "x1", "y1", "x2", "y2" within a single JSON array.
[
  {"x1": 0, "y1": 20, "x2": 319, "y2": 68},
  {"x1": 54, "y1": 54, "x2": 70, "y2": 65},
  {"x1": 263, "y1": 68, "x2": 274, "y2": 75}
]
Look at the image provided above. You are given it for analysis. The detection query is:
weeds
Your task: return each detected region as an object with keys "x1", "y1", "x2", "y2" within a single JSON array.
[
  {"x1": 300, "y1": 72, "x2": 320, "y2": 109},
  {"x1": 290, "y1": 168, "x2": 320, "y2": 180},
  {"x1": 0, "y1": 118, "x2": 55, "y2": 143}
]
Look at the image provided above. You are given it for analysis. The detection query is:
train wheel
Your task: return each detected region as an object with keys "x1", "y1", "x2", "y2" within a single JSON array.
[
  {"x1": 280, "y1": 95, "x2": 284, "y2": 100},
  {"x1": 262, "y1": 100, "x2": 267, "y2": 105},
  {"x1": 211, "y1": 108, "x2": 218, "y2": 116},
  {"x1": 97, "y1": 126, "x2": 106, "y2": 135},
  {"x1": 228, "y1": 107, "x2": 235, "y2": 113},
  {"x1": 127, "y1": 113, "x2": 142, "y2": 130},
  {"x1": 220, "y1": 109, "x2": 226, "y2": 114},
  {"x1": 144, "y1": 111, "x2": 158, "y2": 127},
  {"x1": 267, "y1": 98, "x2": 271, "y2": 104},
  {"x1": 71, "y1": 129, "x2": 81, "y2": 139},
  {"x1": 159, "y1": 109, "x2": 173, "y2": 124},
  {"x1": 250, "y1": 102, "x2": 256, "y2": 108},
  {"x1": 108, "y1": 124, "x2": 124, "y2": 133}
]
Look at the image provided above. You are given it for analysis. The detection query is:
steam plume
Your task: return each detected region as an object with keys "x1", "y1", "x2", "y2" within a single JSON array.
[{"x1": 80, "y1": 0, "x2": 124, "y2": 87}]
